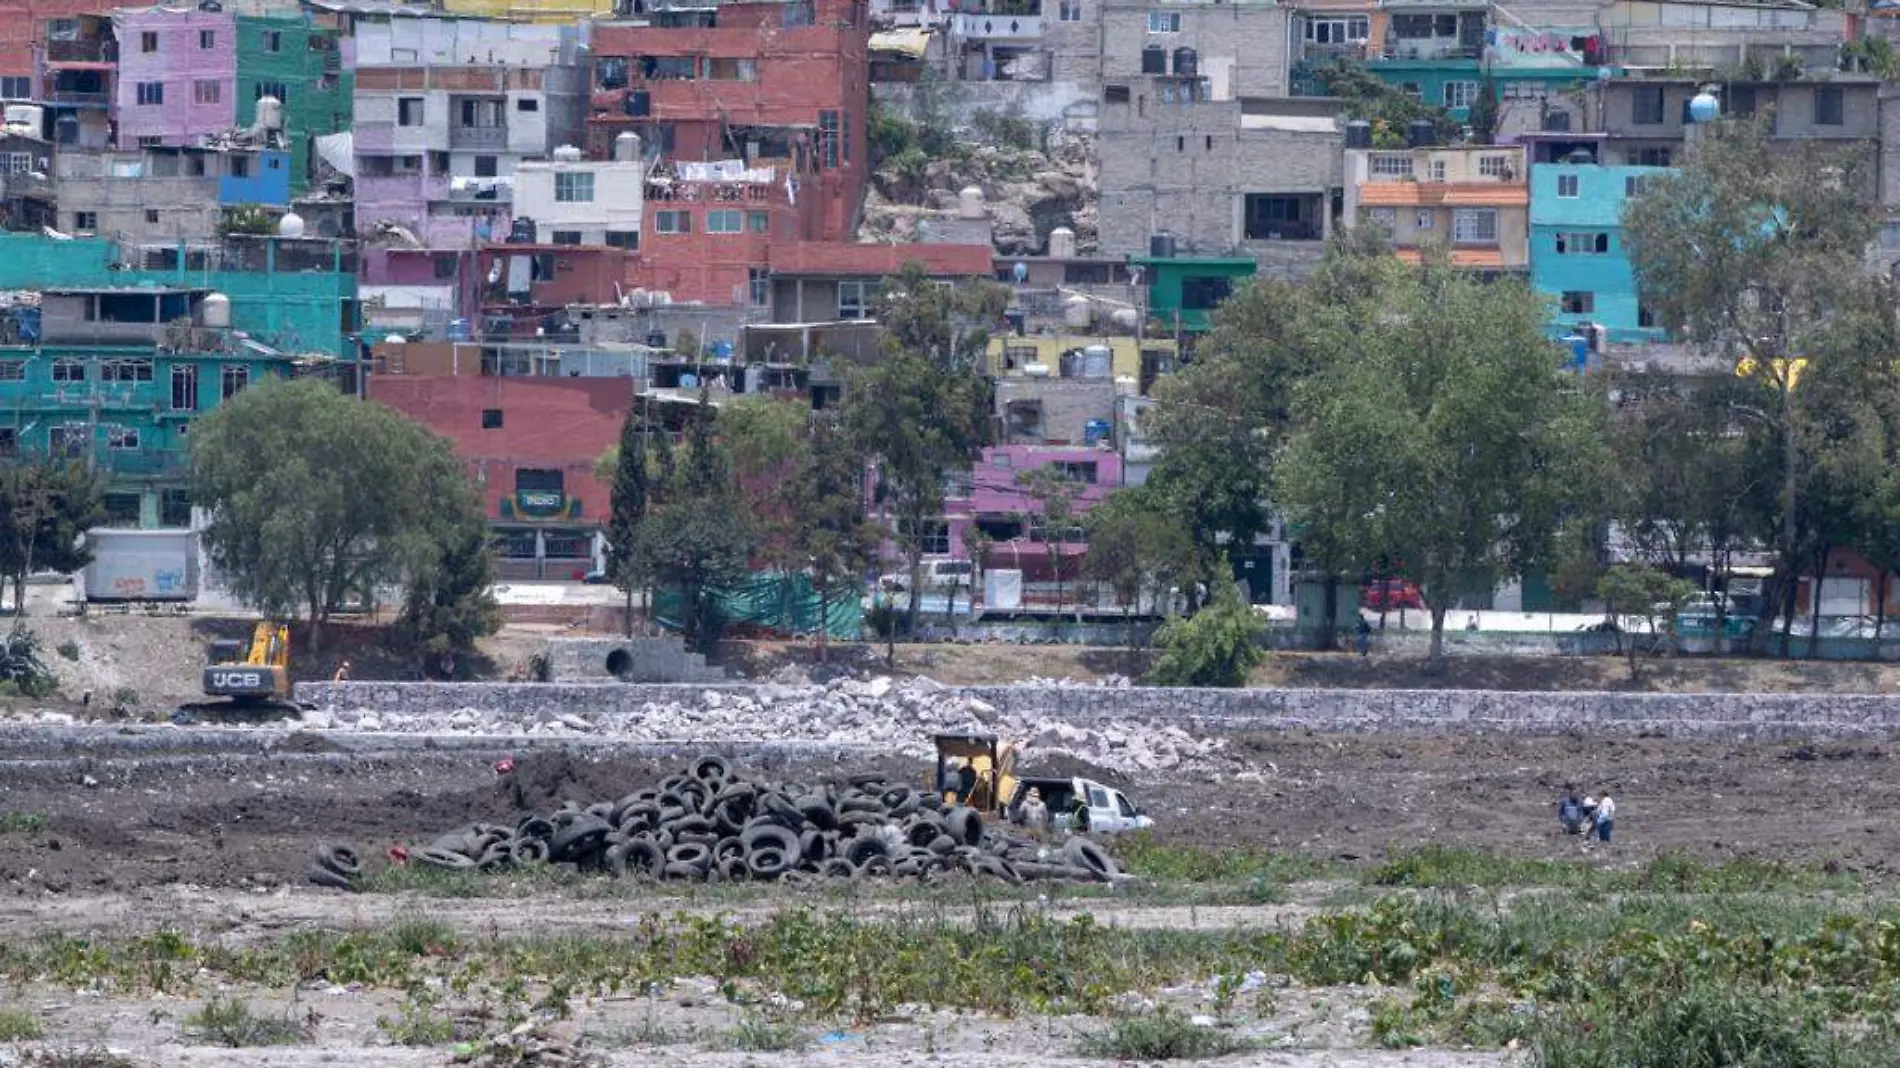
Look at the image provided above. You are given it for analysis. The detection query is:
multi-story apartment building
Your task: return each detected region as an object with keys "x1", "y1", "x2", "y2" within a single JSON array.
[
  {"x1": 36, "y1": 12, "x2": 115, "y2": 149},
  {"x1": 1342, "y1": 140, "x2": 1529, "y2": 268},
  {"x1": 112, "y1": 6, "x2": 236, "y2": 148},
  {"x1": 352, "y1": 18, "x2": 588, "y2": 296},
  {"x1": 0, "y1": 231, "x2": 359, "y2": 528},
  {"x1": 582, "y1": 0, "x2": 868, "y2": 306},
  {"x1": 235, "y1": 15, "x2": 351, "y2": 195},
  {"x1": 511, "y1": 149, "x2": 644, "y2": 248},
  {"x1": 1528, "y1": 156, "x2": 1669, "y2": 346},
  {"x1": 54, "y1": 143, "x2": 291, "y2": 247}
]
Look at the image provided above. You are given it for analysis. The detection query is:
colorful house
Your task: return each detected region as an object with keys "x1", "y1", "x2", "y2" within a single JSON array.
[
  {"x1": 112, "y1": 6, "x2": 237, "y2": 147},
  {"x1": 1529, "y1": 158, "x2": 1670, "y2": 345},
  {"x1": 1342, "y1": 142, "x2": 1529, "y2": 269},
  {"x1": 1127, "y1": 255, "x2": 1257, "y2": 334},
  {"x1": 235, "y1": 15, "x2": 351, "y2": 196}
]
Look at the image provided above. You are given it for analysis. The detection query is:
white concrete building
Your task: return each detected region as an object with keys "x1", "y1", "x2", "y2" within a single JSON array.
[{"x1": 512, "y1": 155, "x2": 645, "y2": 247}]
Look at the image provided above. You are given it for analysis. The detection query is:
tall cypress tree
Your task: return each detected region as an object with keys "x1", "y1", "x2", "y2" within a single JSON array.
[{"x1": 608, "y1": 398, "x2": 649, "y2": 637}]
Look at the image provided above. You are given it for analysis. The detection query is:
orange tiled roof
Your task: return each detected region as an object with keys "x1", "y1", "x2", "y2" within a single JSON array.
[{"x1": 1358, "y1": 182, "x2": 1530, "y2": 207}]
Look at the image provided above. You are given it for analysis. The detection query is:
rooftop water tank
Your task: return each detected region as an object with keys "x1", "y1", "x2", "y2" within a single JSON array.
[
  {"x1": 385, "y1": 334, "x2": 407, "y2": 345},
  {"x1": 1406, "y1": 118, "x2": 1435, "y2": 148},
  {"x1": 3, "y1": 104, "x2": 41, "y2": 132},
  {"x1": 256, "y1": 96, "x2": 283, "y2": 132},
  {"x1": 1109, "y1": 307, "x2": 1141, "y2": 332},
  {"x1": 1114, "y1": 374, "x2": 1139, "y2": 396},
  {"x1": 200, "y1": 292, "x2": 231, "y2": 328},
  {"x1": 554, "y1": 144, "x2": 584, "y2": 161},
  {"x1": 1023, "y1": 361, "x2": 1051, "y2": 378},
  {"x1": 613, "y1": 131, "x2": 641, "y2": 162},
  {"x1": 625, "y1": 90, "x2": 651, "y2": 117},
  {"x1": 1688, "y1": 90, "x2": 1720, "y2": 123},
  {"x1": 1344, "y1": 120, "x2": 1373, "y2": 149},
  {"x1": 276, "y1": 211, "x2": 305, "y2": 238},
  {"x1": 958, "y1": 186, "x2": 985, "y2": 220},
  {"x1": 1081, "y1": 344, "x2": 1112, "y2": 378},
  {"x1": 1049, "y1": 226, "x2": 1076, "y2": 258},
  {"x1": 1149, "y1": 231, "x2": 1177, "y2": 258},
  {"x1": 1063, "y1": 294, "x2": 1092, "y2": 328},
  {"x1": 53, "y1": 113, "x2": 77, "y2": 145},
  {"x1": 1058, "y1": 349, "x2": 1084, "y2": 377},
  {"x1": 447, "y1": 318, "x2": 472, "y2": 341}
]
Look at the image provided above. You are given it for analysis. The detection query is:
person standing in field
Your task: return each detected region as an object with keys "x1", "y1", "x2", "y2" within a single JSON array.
[{"x1": 1593, "y1": 794, "x2": 1616, "y2": 843}]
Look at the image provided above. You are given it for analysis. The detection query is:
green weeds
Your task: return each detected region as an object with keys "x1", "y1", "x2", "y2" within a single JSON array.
[
  {"x1": 15, "y1": 1051, "x2": 137, "y2": 1068},
  {"x1": 0, "y1": 1007, "x2": 46, "y2": 1040},
  {"x1": 182, "y1": 997, "x2": 307, "y2": 1047},
  {"x1": 721, "y1": 1015, "x2": 809, "y2": 1052},
  {"x1": 0, "y1": 809, "x2": 49, "y2": 834},
  {"x1": 1369, "y1": 845, "x2": 1861, "y2": 895},
  {"x1": 1075, "y1": 1008, "x2": 1251, "y2": 1060}
]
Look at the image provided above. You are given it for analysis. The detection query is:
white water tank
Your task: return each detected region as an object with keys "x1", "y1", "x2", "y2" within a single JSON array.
[
  {"x1": 613, "y1": 131, "x2": 641, "y2": 162},
  {"x1": 957, "y1": 186, "x2": 985, "y2": 219},
  {"x1": 1023, "y1": 360, "x2": 1051, "y2": 377},
  {"x1": 276, "y1": 211, "x2": 305, "y2": 238},
  {"x1": 255, "y1": 96, "x2": 283, "y2": 132},
  {"x1": 3, "y1": 104, "x2": 41, "y2": 132},
  {"x1": 384, "y1": 334, "x2": 407, "y2": 345},
  {"x1": 1109, "y1": 307, "x2": 1141, "y2": 332},
  {"x1": 1049, "y1": 226, "x2": 1076, "y2": 258},
  {"x1": 1115, "y1": 374, "x2": 1138, "y2": 396},
  {"x1": 1062, "y1": 294, "x2": 1092, "y2": 328},
  {"x1": 554, "y1": 144, "x2": 585, "y2": 162},
  {"x1": 1081, "y1": 344, "x2": 1112, "y2": 378},
  {"x1": 199, "y1": 292, "x2": 231, "y2": 328}
]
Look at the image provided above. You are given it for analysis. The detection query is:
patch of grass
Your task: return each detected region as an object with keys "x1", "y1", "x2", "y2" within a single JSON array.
[
  {"x1": 721, "y1": 1016, "x2": 809, "y2": 1052},
  {"x1": 1112, "y1": 831, "x2": 1336, "y2": 892},
  {"x1": 17, "y1": 1050, "x2": 137, "y2": 1068},
  {"x1": 1368, "y1": 845, "x2": 1861, "y2": 895},
  {"x1": 0, "y1": 809, "x2": 49, "y2": 834},
  {"x1": 1075, "y1": 1008, "x2": 1252, "y2": 1060},
  {"x1": 377, "y1": 988, "x2": 459, "y2": 1046},
  {"x1": 0, "y1": 1007, "x2": 46, "y2": 1040},
  {"x1": 55, "y1": 639, "x2": 80, "y2": 661},
  {"x1": 182, "y1": 996, "x2": 307, "y2": 1047},
  {"x1": 1532, "y1": 987, "x2": 1900, "y2": 1068},
  {"x1": 385, "y1": 916, "x2": 461, "y2": 957}
]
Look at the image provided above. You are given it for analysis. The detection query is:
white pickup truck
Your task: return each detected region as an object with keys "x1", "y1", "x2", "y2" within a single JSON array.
[{"x1": 1006, "y1": 776, "x2": 1153, "y2": 835}]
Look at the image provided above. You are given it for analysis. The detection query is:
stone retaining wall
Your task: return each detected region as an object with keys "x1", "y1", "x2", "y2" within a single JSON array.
[{"x1": 296, "y1": 681, "x2": 1900, "y2": 741}]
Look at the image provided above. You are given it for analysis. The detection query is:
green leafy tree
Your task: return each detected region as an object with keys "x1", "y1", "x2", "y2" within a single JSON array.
[
  {"x1": 1017, "y1": 466, "x2": 1084, "y2": 617},
  {"x1": 844, "y1": 265, "x2": 1005, "y2": 639},
  {"x1": 634, "y1": 394, "x2": 754, "y2": 653},
  {"x1": 1595, "y1": 563, "x2": 1697, "y2": 680},
  {"x1": 720, "y1": 395, "x2": 814, "y2": 570},
  {"x1": 607, "y1": 399, "x2": 650, "y2": 637},
  {"x1": 1147, "y1": 575, "x2": 1263, "y2": 687},
  {"x1": 1624, "y1": 117, "x2": 1878, "y2": 653},
  {"x1": 191, "y1": 377, "x2": 472, "y2": 651},
  {"x1": 1085, "y1": 487, "x2": 1196, "y2": 661},
  {"x1": 394, "y1": 503, "x2": 501, "y2": 676},
  {"x1": 1276, "y1": 252, "x2": 1610, "y2": 665},
  {"x1": 0, "y1": 459, "x2": 106, "y2": 616},
  {"x1": 791, "y1": 416, "x2": 879, "y2": 661},
  {"x1": 1307, "y1": 60, "x2": 1460, "y2": 146}
]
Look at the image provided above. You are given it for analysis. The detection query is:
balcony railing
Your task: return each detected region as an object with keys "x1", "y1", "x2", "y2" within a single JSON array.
[
  {"x1": 101, "y1": 449, "x2": 188, "y2": 479},
  {"x1": 449, "y1": 125, "x2": 507, "y2": 149},
  {"x1": 45, "y1": 38, "x2": 117, "y2": 63},
  {"x1": 953, "y1": 12, "x2": 1043, "y2": 38}
]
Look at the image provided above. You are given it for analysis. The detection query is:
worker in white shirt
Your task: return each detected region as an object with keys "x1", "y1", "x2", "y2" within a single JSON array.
[{"x1": 1593, "y1": 794, "x2": 1616, "y2": 844}]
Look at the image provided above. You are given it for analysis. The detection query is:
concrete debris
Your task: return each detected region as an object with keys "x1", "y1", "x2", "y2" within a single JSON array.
[{"x1": 309, "y1": 676, "x2": 1226, "y2": 773}]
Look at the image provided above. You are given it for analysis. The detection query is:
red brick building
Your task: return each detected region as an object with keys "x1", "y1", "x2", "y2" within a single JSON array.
[{"x1": 581, "y1": 0, "x2": 870, "y2": 307}]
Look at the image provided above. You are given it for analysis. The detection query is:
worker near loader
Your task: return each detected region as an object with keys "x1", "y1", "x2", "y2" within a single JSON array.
[
  {"x1": 1556, "y1": 786, "x2": 1585, "y2": 835},
  {"x1": 1020, "y1": 787, "x2": 1050, "y2": 832}
]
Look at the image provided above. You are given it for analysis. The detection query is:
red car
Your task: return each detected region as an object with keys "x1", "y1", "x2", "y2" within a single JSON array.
[{"x1": 1362, "y1": 579, "x2": 1425, "y2": 612}]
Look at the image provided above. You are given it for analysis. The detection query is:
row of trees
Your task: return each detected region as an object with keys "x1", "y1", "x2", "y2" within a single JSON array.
[{"x1": 1098, "y1": 117, "x2": 1900, "y2": 666}]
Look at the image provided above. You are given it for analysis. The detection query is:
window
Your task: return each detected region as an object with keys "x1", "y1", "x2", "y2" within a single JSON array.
[
  {"x1": 1146, "y1": 11, "x2": 1180, "y2": 32},
  {"x1": 106, "y1": 425, "x2": 139, "y2": 451},
  {"x1": 0, "y1": 76, "x2": 28, "y2": 99},
  {"x1": 747, "y1": 211, "x2": 769, "y2": 233},
  {"x1": 1561, "y1": 291, "x2": 1594, "y2": 314},
  {"x1": 1105, "y1": 84, "x2": 1130, "y2": 103},
  {"x1": 254, "y1": 82, "x2": 287, "y2": 103},
  {"x1": 1554, "y1": 232, "x2": 1610, "y2": 255},
  {"x1": 1632, "y1": 85, "x2": 1665, "y2": 125},
  {"x1": 1637, "y1": 301, "x2": 1658, "y2": 328},
  {"x1": 653, "y1": 209, "x2": 690, "y2": 234},
  {"x1": 1632, "y1": 147, "x2": 1673, "y2": 167},
  {"x1": 1142, "y1": 47, "x2": 1166, "y2": 73},
  {"x1": 706, "y1": 209, "x2": 742, "y2": 233},
  {"x1": 1180, "y1": 275, "x2": 1233, "y2": 310},
  {"x1": 1556, "y1": 173, "x2": 1579, "y2": 198},
  {"x1": 140, "y1": 31, "x2": 157, "y2": 53},
  {"x1": 1625, "y1": 174, "x2": 1655, "y2": 198},
  {"x1": 262, "y1": 30, "x2": 281, "y2": 52},
  {"x1": 837, "y1": 280, "x2": 870, "y2": 318},
  {"x1": 0, "y1": 359, "x2": 22, "y2": 381},
  {"x1": 193, "y1": 80, "x2": 220, "y2": 105},
  {"x1": 171, "y1": 364, "x2": 197, "y2": 411},
  {"x1": 473, "y1": 155, "x2": 498, "y2": 178},
  {"x1": 899, "y1": 519, "x2": 950, "y2": 555},
  {"x1": 136, "y1": 82, "x2": 164, "y2": 106},
  {"x1": 1058, "y1": 0, "x2": 1081, "y2": 20},
  {"x1": 433, "y1": 255, "x2": 459, "y2": 280},
  {"x1": 595, "y1": 56, "x2": 629, "y2": 89},
  {"x1": 705, "y1": 57, "x2": 758, "y2": 81},
  {"x1": 1478, "y1": 154, "x2": 1509, "y2": 178},
  {"x1": 818, "y1": 109, "x2": 840, "y2": 169},
  {"x1": 52, "y1": 357, "x2": 85, "y2": 381},
  {"x1": 482, "y1": 409, "x2": 503, "y2": 429},
  {"x1": 398, "y1": 97, "x2": 423, "y2": 126},
  {"x1": 1429, "y1": 159, "x2": 1446, "y2": 182},
  {"x1": 220, "y1": 364, "x2": 249, "y2": 399},
  {"x1": 1054, "y1": 461, "x2": 1099, "y2": 484},
  {"x1": 554, "y1": 171, "x2": 595, "y2": 202},
  {"x1": 199, "y1": 29, "x2": 215, "y2": 49},
  {"x1": 1392, "y1": 13, "x2": 1456, "y2": 37},
  {"x1": 1443, "y1": 80, "x2": 1479, "y2": 109},
  {"x1": 516, "y1": 97, "x2": 538, "y2": 112},
  {"x1": 748, "y1": 267, "x2": 769, "y2": 306},
  {"x1": 160, "y1": 488, "x2": 191, "y2": 527},
  {"x1": 1816, "y1": 85, "x2": 1844, "y2": 126},
  {"x1": 0, "y1": 153, "x2": 29, "y2": 174},
  {"x1": 605, "y1": 230, "x2": 638, "y2": 250},
  {"x1": 516, "y1": 468, "x2": 564, "y2": 496},
  {"x1": 1366, "y1": 206, "x2": 1398, "y2": 231},
  {"x1": 1452, "y1": 208, "x2": 1497, "y2": 243},
  {"x1": 1368, "y1": 152, "x2": 1413, "y2": 178},
  {"x1": 101, "y1": 358, "x2": 154, "y2": 382},
  {"x1": 0, "y1": 427, "x2": 13, "y2": 456},
  {"x1": 72, "y1": 211, "x2": 95, "y2": 230},
  {"x1": 50, "y1": 425, "x2": 86, "y2": 458},
  {"x1": 1305, "y1": 15, "x2": 1370, "y2": 42},
  {"x1": 1243, "y1": 193, "x2": 1322, "y2": 240},
  {"x1": 550, "y1": 230, "x2": 582, "y2": 245},
  {"x1": 1414, "y1": 209, "x2": 1434, "y2": 230},
  {"x1": 229, "y1": 154, "x2": 249, "y2": 177},
  {"x1": 1400, "y1": 81, "x2": 1423, "y2": 99}
]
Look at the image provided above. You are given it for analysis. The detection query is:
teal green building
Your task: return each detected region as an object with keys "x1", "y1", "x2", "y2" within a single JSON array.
[
  {"x1": 0, "y1": 233, "x2": 359, "y2": 528},
  {"x1": 1130, "y1": 256, "x2": 1258, "y2": 334},
  {"x1": 235, "y1": 16, "x2": 353, "y2": 196}
]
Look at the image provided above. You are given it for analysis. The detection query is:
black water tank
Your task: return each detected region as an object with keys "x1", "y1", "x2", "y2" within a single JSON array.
[
  {"x1": 1542, "y1": 109, "x2": 1572, "y2": 133},
  {"x1": 1149, "y1": 231, "x2": 1177, "y2": 258},
  {"x1": 1405, "y1": 118, "x2": 1435, "y2": 147},
  {"x1": 1344, "y1": 119, "x2": 1373, "y2": 149},
  {"x1": 508, "y1": 216, "x2": 536, "y2": 243},
  {"x1": 625, "y1": 90, "x2": 651, "y2": 117},
  {"x1": 1172, "y1": 47, "x2": 1198, "y2": 78},
  {"x1": 646, "y1": 330, "x2": 667, "y2": 348},
  {"x1": 1141, "y1": 45, "x2": 1166, "y2": 74}
]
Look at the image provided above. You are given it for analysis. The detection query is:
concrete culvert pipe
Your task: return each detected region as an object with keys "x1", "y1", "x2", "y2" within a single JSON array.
[{"x1": 605, "y1": 648, "x2": 634, "y2": 678}]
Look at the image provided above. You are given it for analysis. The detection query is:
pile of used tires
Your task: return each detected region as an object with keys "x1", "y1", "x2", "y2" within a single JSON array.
[{"x1": 366, "y1": 756, "x2": 1122, "y2": 886}]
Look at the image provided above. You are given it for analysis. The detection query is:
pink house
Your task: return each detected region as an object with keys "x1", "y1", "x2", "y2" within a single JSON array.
[{"x1": 112, "y1": 7, "x2": 236, "y2": 147}]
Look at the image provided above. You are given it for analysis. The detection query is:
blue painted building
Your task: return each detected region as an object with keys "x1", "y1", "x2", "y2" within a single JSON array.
[
  {"x1": 1528, "y1": 161, "x2": 1670, "y2": 345},
  {"x1": 218, "y1": 148, "x2": 293, "y2": 207}
]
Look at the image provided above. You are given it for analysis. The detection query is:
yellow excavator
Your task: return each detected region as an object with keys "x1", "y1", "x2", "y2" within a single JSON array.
[{"x1": 200, "y1": 621, "x2": 295, "y2": 708}]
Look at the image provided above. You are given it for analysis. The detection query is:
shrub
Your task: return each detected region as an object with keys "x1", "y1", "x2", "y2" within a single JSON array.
[
  {"x1": 0, "y1": 1008, "x2": 45, "y2": 1040},
  {"x1": 723, "y1": 1016, "x2": 808, "y2": 1052},
  {"x1": 183, "y1": 997, "x2": 306, "y2": 1047},
  {"x1": 0, "y1": 626, "x2": 58, "y2": 698},
  {"x1": 55, "y1": 639, "x2": 80, "y2": 661},
  {"x1": 1076, "y1": 1008, "x2": 1250, "y2": 1060},
  {"x1": 1146, "y1": 579, "x2": 1263, "y2": 687}
]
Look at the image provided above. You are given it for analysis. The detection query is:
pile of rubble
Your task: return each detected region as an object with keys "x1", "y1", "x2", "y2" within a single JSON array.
[
  {"x1": 314, "y1": 756, "x2": 1123, "y2": 889},
  {"x1": 304, "y1": 677, "x2": 1225, "y2": 774}
]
